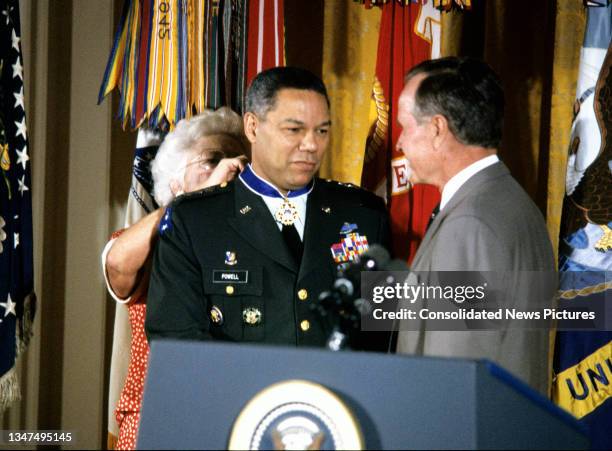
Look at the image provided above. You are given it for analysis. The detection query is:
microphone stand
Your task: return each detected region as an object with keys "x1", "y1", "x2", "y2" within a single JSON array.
[{"x1": 311, "y1": 244, "x2": 408, "y2": 352}]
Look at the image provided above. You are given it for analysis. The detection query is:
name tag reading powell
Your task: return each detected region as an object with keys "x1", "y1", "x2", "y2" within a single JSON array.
[{"x1": 213, "y1": 270, "x2": 249, "y2": 284}]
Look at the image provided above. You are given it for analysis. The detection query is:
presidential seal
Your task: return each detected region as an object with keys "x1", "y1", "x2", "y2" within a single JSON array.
[{"x1": 228, "y1": 380, "x2": 363, "y2": 450}]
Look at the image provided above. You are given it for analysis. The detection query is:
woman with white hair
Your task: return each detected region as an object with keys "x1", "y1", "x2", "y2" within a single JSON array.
[{"x1": 102, "y1": 107, "x2": 249, "y2": 450}]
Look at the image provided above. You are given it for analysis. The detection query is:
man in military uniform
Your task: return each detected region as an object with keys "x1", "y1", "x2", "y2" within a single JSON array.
[{"x1": 146, "y1": 67, "x2": 390, "y2": 349}]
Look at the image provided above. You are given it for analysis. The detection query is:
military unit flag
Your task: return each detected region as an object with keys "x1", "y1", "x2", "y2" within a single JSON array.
[
  {"x1": 553, "y1": 4, "x2": 612, "y2": 449},
  {"x1": 245, "y1": 0, "x2": 284, "y2": 86},
  {"x1": 354, "y1": 0, "x2": 471, "y2": 12},
  {"x1": 360, "y1": 0, "x2": 443, "y2": 262},
  {"x1": 99, "y1": 0, "x2": 285, "y2": 131}
]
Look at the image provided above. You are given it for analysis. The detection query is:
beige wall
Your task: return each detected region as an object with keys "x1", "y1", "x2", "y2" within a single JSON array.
[{"x1": 2, "y1": 1, "x2": 134, "y2": 449}]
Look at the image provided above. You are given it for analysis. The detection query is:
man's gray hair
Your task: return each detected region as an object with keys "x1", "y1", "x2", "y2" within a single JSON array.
[
  {"x1": 404, "y1": 57, "x2": 504, "y2": 149},
  {"x1": 151, "y1": 107, "x2": 249, "y2": 206}
]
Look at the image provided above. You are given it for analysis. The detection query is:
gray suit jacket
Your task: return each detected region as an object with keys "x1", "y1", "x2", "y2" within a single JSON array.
[{"x1": 397, "y1": 162, "x2": 555, "y2": 394}]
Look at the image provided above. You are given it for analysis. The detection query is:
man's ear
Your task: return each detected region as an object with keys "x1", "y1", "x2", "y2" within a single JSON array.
[
  {"x1": 243, "y1": 112, "x2": 258, "y2": 143},
  {"x1": 431, "y1": 114, "x2": 449, "y2": 150}
]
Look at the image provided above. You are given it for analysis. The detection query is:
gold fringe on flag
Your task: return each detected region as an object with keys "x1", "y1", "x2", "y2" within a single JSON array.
[
  {"x1": 354, "y1": 0, "x2": 471, "y2": 10},
  {"x1": 433, "y1": 0, "x2": 471, "y2": 10},
  {"x1": 0, "y1": 367, "x2": 20, "y2": 412}
]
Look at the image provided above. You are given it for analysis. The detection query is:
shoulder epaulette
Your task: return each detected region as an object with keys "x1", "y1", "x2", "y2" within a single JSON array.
[
  {"x1": 159, "y1": 182, "x2": 234, "y2": 236},
  {"x1": 172, "y1": 180, "x2": 234, "y2": 207},
  {"x1": 324, "y1": 179, "x2": 359, "y2": 189},
  {"x1": 319, "y1": 178, "x2": 386, "y2": 210}
]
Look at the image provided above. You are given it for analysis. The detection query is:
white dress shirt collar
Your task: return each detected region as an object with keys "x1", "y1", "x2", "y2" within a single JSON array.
[
  {"x1": 238, "y1": 165, "x2": 309, "y2": 239},
  {"x1": 440, "y1": 154, "x2": 499, "y2": 210}
]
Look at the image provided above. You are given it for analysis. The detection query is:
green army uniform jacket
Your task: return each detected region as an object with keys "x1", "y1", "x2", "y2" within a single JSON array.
[{"x1": 145, "y1": 177, "x2": 391, "y2": 350}]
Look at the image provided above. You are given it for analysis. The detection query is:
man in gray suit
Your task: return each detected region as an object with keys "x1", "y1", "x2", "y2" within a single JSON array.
[{"x1": 395, "y1": 57, "x2": 555, "y2": 394}]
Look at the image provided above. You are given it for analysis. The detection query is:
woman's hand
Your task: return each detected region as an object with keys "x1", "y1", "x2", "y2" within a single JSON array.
[{"x1": 194, "y1": 155, "x2": 248, "y2": 191}]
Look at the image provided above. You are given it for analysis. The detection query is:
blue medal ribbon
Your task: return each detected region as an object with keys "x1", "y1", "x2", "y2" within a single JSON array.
[{"x1": 239, "y1": 164, "x2": 314, "y2": 199}]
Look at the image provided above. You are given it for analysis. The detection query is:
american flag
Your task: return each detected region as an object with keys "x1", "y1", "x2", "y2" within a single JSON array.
[{"x1": 0, "y1": 0, "x2": 35, "y2": 412}]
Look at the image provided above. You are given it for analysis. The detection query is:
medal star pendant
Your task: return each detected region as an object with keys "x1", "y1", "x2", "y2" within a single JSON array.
[{"x1": 275, "y1": 198, "x2": 299, "y2": 226}]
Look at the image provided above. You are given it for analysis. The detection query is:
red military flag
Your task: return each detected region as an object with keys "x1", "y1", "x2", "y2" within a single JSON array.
[
  {"x1": 246, "y1": 0, "x2": 285, "y2": 87},
  {"x1": 361, "y1": 0, "x2": 442, "y2": 262}
]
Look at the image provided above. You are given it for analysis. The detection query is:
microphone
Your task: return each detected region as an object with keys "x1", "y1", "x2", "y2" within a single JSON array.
[{"x1": 313, "y1": 245, "x2": 408, "y2": 351}]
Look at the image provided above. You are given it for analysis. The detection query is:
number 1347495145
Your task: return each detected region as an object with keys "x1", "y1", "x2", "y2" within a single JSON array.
[{"x1": 3, "y1": 431, "x2": 75, "y2": 445}]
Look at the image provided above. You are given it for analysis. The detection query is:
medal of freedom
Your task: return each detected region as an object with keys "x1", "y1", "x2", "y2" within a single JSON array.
[{"x1": 275, "y1": 198, "x2": 299, "y2": 226}]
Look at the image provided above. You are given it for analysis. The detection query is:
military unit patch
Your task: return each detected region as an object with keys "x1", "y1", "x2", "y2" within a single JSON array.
[
  {"x1": 159, "y1": 207, "x2": 173, "y2": 235},
  {"x1": 225, "y1": 251, "x2": 238, "y2": 266}
]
